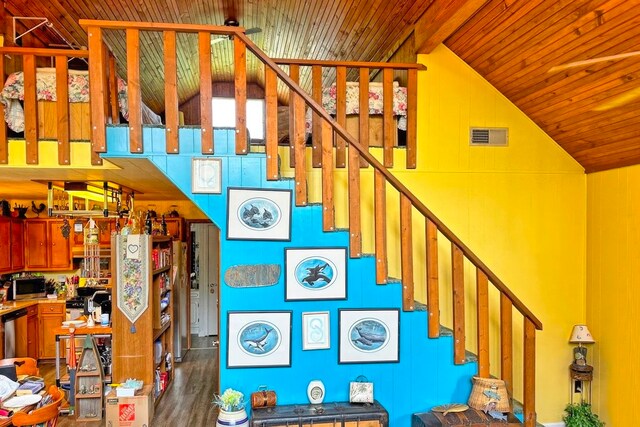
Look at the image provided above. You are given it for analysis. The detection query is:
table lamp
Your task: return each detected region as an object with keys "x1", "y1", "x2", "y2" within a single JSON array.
[{"x1": 569, "y1": 324, "x2": 595, "y2": 369}]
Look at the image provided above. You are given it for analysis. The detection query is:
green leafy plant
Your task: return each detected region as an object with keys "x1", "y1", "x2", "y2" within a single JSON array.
[
  {"x1": 212, "y1": 388, "x2": 245, "y2": 412},
  {"x1": 563, "y1": 402, "x2": 605, "y2": 427}
]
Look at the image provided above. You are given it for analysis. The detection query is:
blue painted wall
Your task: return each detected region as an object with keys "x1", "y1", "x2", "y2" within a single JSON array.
[{"x1": 106, "y1": 126, "x2": 477, "y2": 425}]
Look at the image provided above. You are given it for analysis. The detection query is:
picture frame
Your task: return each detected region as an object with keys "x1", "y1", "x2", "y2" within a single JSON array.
[
  {"x1": 285, "y1": 247, "x2": 347, "y2": 301},
  {"x1": 339, "y1": 309, "x2": 400, "y2": 364},
  {"x1": 192, "y1": 157, "x2": 222, "y2": 194},
  {"x1": 302, "y1": 311, "x2": 331, "y2": 350},
  {"x1": 227, "y1": 311, "x2": 292, "y2": 368},
  {"x1": 227, "y1": 187, "x2": 292, "y2": 241}
]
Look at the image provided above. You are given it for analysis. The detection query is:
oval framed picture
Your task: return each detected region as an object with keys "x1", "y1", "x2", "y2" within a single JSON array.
[
  {"x1": 338, "y1": 309, "x2": 400, "y2": 364},
  {"x1": 285, "y1": 247, "x2": 347, "y2": 301},
  {"x1": 227, "y1": 188, "x2": 292, "y2": 241}
]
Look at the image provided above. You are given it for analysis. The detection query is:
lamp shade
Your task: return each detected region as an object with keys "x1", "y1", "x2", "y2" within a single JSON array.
[{"x1": 569, "y1": 324, "x2": 595, "y2": 344}]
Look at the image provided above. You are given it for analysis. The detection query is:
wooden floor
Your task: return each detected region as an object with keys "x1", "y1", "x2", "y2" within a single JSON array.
[{"x1": 40, "y1": 347, "x2": 218, "y2": 426}]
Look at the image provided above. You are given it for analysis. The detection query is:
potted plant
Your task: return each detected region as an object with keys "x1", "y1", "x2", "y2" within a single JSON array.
[
  {"x1": 563, "y1": 402, "x2": 605, "y2": 427},
  {"x1": 213, "y1": 388, "x2": 248, "y2": 427}
]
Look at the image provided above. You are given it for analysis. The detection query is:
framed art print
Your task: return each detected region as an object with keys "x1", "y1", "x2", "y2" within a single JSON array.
[
  {"x1": 285, "y1": 247, "x2": 347, "y2": 301},
  {"x1": 192, "y1": 157, "x2": 222, "y2": 194},
  {"x1": 227, "y1": 311, "x2": 292, "y2": 368},
  {"x1": 339, "y1": 309, "x2": 400, "y2": 364},
  {"x1": 302, "y1": 311, "x2": 330, "y2": 350},
  {"x1": 227, "y1": 187, "x2": 292, "y2": 241}
]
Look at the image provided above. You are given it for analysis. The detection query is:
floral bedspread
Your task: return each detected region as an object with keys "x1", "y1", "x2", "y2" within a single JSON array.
[
  {"x1": 306, "y1": 81, "x2": 408, "y2": 132},
  {"x1": 0, "y1": 67, "x2": 161, "y2": 132}
]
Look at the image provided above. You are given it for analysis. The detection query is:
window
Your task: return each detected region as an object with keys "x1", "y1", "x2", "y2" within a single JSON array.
[{"x1": 211, "y1": 97, "x2": 265, "y2": 140}]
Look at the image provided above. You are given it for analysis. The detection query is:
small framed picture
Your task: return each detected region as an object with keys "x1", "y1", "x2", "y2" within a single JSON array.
[
  {"x1": 302, "y1": 311, "x2": 330, "y2": 350},
  {"x1": 285, "y1": 247, "x2": 347, "y2": 301},
  {"x1": 192, "y1": 157, "x2": 222, "y2": 194},
  {"x1": 227, "y1": 187, "x2": 292, "y2": 241},
  {"x1": 339, "y1": 309, "x2": 400, "y2": 364},
  {"x1": 227, "y1": 311, "x2": 292, "y2": 368}
]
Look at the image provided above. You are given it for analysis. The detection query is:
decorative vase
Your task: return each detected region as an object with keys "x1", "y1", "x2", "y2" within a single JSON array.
[{"x1": 216, "y1": 409, "x2": 249, "y2": 427}]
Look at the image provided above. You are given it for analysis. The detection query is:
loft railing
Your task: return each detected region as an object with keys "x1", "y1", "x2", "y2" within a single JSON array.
[{"x1": 75, "y1": 20, "x2": 540, "y2": 425}]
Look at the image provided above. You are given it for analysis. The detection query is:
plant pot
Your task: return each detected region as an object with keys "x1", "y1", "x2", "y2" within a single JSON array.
[{"x1": 216, "y1": 409, "x2": 249, "y2": 427}]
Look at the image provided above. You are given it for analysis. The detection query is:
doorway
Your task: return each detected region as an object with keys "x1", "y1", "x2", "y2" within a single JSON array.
[{"x1": 188, "y1": 221, "x2": 220, "y2": 349}]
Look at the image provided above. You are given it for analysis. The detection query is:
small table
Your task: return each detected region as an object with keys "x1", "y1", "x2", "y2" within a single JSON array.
[{"x1": 53, "y1": 325, "x2": 112, "y2": 387}]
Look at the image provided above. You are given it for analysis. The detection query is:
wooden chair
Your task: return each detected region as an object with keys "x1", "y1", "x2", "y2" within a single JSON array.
[
  {"x1": 12, "y1": 385, "x2": 65, "y2": 427},
  {"x1": 0, "y1": 357, "x2": 39, "y2": 376}
]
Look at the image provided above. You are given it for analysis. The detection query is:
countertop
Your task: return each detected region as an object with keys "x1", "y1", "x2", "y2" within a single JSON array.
[{"x1": 0, "y1": 298, "x2": 65, "y2": 316}]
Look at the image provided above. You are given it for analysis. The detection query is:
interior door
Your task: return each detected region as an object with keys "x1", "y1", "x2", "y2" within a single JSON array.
[{"x1": 205, "y1": 225, "x2": 219, "y2": 336}]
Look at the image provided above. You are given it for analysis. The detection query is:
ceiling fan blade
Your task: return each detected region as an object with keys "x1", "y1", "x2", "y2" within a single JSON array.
[
  {"x1": 549, "y1": 50, "x2": 640, "y2": 73},
  {"x1": 245, "y1": 27, "x2": 262, "y2": 36},
  {"x1": 210, "y1": 36, "x2": 227, "y2": 46},
  {"x1": 593, "y1": 86, "x2": 640, "y2": 111}
]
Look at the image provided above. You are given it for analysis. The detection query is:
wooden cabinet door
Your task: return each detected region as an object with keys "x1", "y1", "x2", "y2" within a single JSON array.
[
  {"x1": 25, "y1": 220, "x2": 48, "y2": 269},
  {"x1": 10, "y1": 219, "x2": 25, "y2": 271},
  {"x1": 165, "y1": 218, "x2": 183, "y2": 241},
  {"x1": 98, "y1": 219, "x2": 114, "y2": 245},
  {"x1": 48, "y1": 220, "x2": 72, "y2": 270},
  {"x1": 27, "y1": 308, "x2": 39, "y2": 360},
  {"x1": 0, "y1": 219, "x2": 10, "y2": 271},
  {"x1": 38, "y1": 303, "x2": 64, "y2": 359},
  {"x1": 15, "y1": 315, "x2": 28, "y2": 357}
]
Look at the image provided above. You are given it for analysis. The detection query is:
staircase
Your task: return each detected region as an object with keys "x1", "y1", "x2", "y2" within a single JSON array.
[{"x1": 1, "y1": 18, "x2": 541, "y2": 426}]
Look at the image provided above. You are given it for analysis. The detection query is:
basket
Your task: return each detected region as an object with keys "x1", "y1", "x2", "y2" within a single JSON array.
[{"x1": 467, "y1": 376, "x2": 511, "y2": 413}]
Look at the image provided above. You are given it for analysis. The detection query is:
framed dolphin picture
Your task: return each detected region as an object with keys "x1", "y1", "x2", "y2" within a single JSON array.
[
  {"x1": 227, "y1": 311, "x2": 292, "y2": 368},
  {"x1": 227, "y1": 187, "x2": 292, "y2": 241},
  {"x1": 338, "y1": 309, "x2": 400, "y2": 364},
  {"x1": 285, "y1": 247, "x2": 347, "y2": 301}
]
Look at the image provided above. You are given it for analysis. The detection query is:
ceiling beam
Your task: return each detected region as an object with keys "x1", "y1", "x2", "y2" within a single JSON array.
[{"x1": 415, "y1": 0, "x2": 489, "y2": 54}]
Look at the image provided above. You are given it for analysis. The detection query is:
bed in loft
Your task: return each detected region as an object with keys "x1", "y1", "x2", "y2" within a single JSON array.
[
  {"x1": 302, "y1": 80, "x2": 408, "y2": 146},
  {"x1": 0, "y1": 67, "x2": 162, "y2": 140}
]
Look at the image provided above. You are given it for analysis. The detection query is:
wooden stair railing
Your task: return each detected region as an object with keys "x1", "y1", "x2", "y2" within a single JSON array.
[{"x1": 74, "y1": 20, "x2": 542, "y2": 426}]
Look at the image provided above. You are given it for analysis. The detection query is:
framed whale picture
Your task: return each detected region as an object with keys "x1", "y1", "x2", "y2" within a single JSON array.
[
  {"x1": 338, "y1": 309, "x2": 400, "y2": 364},
  {"x1": 227, "y1": 188, "x2": 292, "y2": 241},
  {"x1": 285, "y1": 247, "x2": 347, "y2": 301},
  {"x1": 227, "y1": 311, "x2": 292, "y2": 368}
]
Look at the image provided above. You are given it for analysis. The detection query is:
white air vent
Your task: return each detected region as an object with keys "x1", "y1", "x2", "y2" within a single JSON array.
[{"x1": 470, "y1": 127, "x2": 508, "y2": 146}]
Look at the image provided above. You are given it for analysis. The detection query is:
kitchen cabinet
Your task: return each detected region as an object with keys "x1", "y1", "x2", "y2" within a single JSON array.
[
  {"x1": 72, "y1": 218, "x2": 115, "y2": 249},
  {"x1": 27, "y1": 305, "x2": 38, "y2": 360},
  {"x1": 38, "y1": 302, "x2": 64, "y2": 359},
  {"x1": 164, "y1": 217, "x2": 183, "y2": 241},
  {"x1": 25, "y1": 219, "x2": 72, "y2": 271},
  {"x1": 0, "y1": 217, "x2": 25, "y2": 273}
]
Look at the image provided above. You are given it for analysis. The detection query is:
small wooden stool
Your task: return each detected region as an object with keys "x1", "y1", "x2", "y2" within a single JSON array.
[{"x1": 412, "y1": 408, "x2": 522, "y2": 426}]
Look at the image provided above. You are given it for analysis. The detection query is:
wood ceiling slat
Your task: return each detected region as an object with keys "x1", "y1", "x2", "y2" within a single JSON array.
[{"x1": 445, "y1": 0, "x2": 505, "y2": 48}]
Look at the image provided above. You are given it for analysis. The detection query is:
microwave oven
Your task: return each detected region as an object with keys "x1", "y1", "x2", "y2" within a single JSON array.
[{"x1": 8, "y1": 277, "x2": 47, "y2": 300}]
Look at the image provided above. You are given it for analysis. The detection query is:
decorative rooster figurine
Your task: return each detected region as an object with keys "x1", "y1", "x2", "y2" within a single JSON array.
[{"x1": 31, "y1": 201, "x2": 46, "y2": 217}]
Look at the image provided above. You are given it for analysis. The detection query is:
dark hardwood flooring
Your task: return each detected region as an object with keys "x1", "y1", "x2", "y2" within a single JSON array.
[
  {"x1": 40, "y1": 348, "x2": 218, "y2": 426},
  {"x1": 190, "y1": 334, "x2": 218, "y2": 349}
]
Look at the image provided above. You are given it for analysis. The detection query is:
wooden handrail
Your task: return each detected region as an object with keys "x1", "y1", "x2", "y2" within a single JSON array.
[
  {"x1": 79, "y1": 19, "x2": 246, "y2": 36},
  {"x1": 239, "y1": 32, "x2": 543, "y2": 331},
  {"x1": 0, "y1": 47, "x2": 88, "y2": 57},
  {"x1": 272, "y1": 58, "x2": 426, "y2": 70}
]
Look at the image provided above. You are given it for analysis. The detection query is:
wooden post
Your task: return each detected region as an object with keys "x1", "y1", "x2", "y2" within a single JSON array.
[
  {"x1": 452, "y1": 243, "x2": 465, "y2": 364},
  {"x1": 406, "y1": 68, "x2": 417, "y2": 169},
  {"x1": 400, "y1": 194, "x2": 414, "y2": 311},
  {"x1": 234, "y1": 37, "x2": 247, "y2": 155},
  {"x1": 523, "y1": 318, "x2": 536, "y2": 427},
  {"x1": 476, "y1": 269, "x2": 490, "y2": 377},
  {"x1": 358, "y1": 67, "x2": 369, "y2": 168},
  {"x1": 164, "y1": 30, "x2": 179, "y2": 154},
  {"x1": 108, "y1": 54, "x2": 120, "y2": 124},
  {"x1": 0, "y1": 50, "x2": 6, "y2": 164},
  {"x1": 198, "y1": 31, "x2": 213, "y2": 154},
  {"x1": 311, "y1": 65, "x2": 323, "y2": 168},
  {"x1": 321, "y1": 120, "x2": 335, "y2": 231},
  {"x1": 126, "y1": 28, "x2": 142, "y2": 154},
  {"x1": 293, "y1": 92, "x2": 307, "y2": 206},
  {"x1": 374, "y1": 170, "x2": 387, "y2": 284},
  {"x1": 23, "y1": 54, "x2": 38, "y2": 164},
  {"x1": 288, "y1": 64, "x2": 299, "y2": 168},
  {"x1": 348, "y1": 132, "x2": 362, "y2": 258},
  {"x1": 264, "y1": 67, "x2": 278, "y2": 180},
  {"x1": 87, "y1": 26, "x2": 106, "y2": 165},
  {"x1": 382, "y1": 68, "x2": 394, "y2": 168},
  {"x1": 55, "y1": 56, "x2": 70, "y2": 165},
  {"x1": 335, "y1": 65, "x2": 347, "y2": 168},
  {"x1": 426, "y1": 219, "x2": 440, "y2": 338},
  {"x1": 501, "y1": 293, "x2": 513, "y2": 398}
]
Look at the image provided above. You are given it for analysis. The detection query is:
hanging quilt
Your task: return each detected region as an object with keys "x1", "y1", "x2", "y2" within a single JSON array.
[{"x1": 116, "y1": 234, "x2": 149, "y2": 325}]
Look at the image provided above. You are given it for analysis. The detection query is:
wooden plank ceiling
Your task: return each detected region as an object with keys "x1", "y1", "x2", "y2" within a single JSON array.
[{"x1": 3, "y1": 0, "x2": 640, "y2": 172}]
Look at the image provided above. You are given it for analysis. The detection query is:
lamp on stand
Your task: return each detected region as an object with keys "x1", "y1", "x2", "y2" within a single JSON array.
[{"x1": 569, "y1": 324, "x2": 595, "y2": 404}]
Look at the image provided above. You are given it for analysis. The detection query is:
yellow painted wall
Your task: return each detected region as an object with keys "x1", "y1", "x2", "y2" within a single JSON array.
[
  {"x1": 284, "y1": 44, "x2": 586, "y2": 422},
  {"x1": 587, "y1": 166, "x2": 640, "y2": 426}
]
